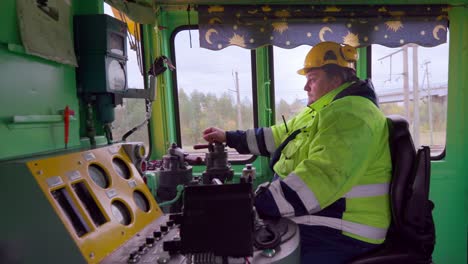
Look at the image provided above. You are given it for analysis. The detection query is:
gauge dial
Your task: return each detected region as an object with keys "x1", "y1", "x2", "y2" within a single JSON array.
[
  {"x1": 109, "y1": 32, "x2": 124, "y2": 56},
  {"x1": 107, "y1": 59, "x2": 126, "y2": 91},
  {"x1": 111, "y1": 201, "x2": 131, "y2": 225},
  {"x1": 133, "y1": 191, "x2": 150, "y2": 212},
  {"x1": 112, "y1": 157, "x2": 131, "y2": 179},
  {"x1": 135, "y1": 144, "x2": 146, "y2": 159},
  {"x1": 88, "y1": 164, "x2": 110, "y2": 188}
]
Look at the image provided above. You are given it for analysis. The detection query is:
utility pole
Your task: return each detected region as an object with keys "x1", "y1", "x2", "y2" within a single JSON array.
[
  {"x1": 422, "y1": 60, "x2": 434, "y2": 145},
  {"x1": 229, "y1": 70, "x2": 242, "y2": 128},
  {"x1": 412, "y1": 45, "x2": 420, "y2": 147},
  {"x1": 379, "y1": 45, "x2": 421, "y2": 146},
  {"x1": 378, "y1": 47, "x2": 410, "y2": 119},
  {"x1": 403, "y1": 46, "x2": 410, "y2": 120}
]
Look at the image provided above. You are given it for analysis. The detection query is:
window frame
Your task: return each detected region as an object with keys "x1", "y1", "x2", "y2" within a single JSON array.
[
  {"x1": 368, "y1": 45, "x2": 447, "y2": 161},
  {"x1": 104, "y1": 4, "x2": 152, "y2": 157},
  {"x1": 170, "y1": 25, "x2": 258, "y2": 165}
]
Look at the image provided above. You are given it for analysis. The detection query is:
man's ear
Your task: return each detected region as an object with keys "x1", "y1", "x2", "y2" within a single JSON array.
[{"x1": 331, "y1": 75, "x2": 343, "y2": 88}]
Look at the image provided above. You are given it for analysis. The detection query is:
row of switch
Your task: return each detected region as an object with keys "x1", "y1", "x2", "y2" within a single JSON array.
[{"x1": 127, "y1": 218, "x2": 178, "y2": 263}]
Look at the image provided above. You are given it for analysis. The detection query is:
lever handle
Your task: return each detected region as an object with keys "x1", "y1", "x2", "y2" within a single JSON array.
[
  {"x1": 185, "y1": 156, "x2": 203, "y2": 165},
  {"x1": 193, "y1": 144, "x2": 210, "y2": 150}
]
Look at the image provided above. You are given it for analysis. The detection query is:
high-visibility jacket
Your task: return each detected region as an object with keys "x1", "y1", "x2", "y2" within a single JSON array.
[{"x1": 226, "y1": 80, "x2": 392, "y2": 244}]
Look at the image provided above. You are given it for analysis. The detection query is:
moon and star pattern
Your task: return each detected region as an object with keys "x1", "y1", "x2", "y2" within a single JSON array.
[{"x1": 198, "y1": 5, "x2": 449, "y2": 50}]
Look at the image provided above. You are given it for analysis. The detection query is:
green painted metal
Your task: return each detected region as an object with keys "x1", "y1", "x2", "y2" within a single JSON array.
[
  {"x1": 159, "y1": 10, "x2": 179, "y2": 147},
  {"x1": 74, "y1": 0, "x2": 104, "y2": 15},
  {"x1": 0, "y1": 161, "x2": 84, "y2": 263},
  {"x1": 356, "y1": 47, "x2": 368, "y2": 80},
  {"x1": 429, "y1": 6, "x2": 468, "y2": 264},
  {"x1": 0, "y1": 1, "x2": 21, "y2": 45},
  {"x1": 0, "y1": 47, "x2": 81, "y2": 160},
  {"x1": 254, "y1": 47, "x2": 275, "y2": 183},
  {"x1": 0, "y1": 0, "x2": 111, "y2": 160},
  {"x1": 146, "y1": 9, "x2": 186, "y2": 160},
  {"x1": 143, "y1": 23, "x2": 171, "y2": 159}
]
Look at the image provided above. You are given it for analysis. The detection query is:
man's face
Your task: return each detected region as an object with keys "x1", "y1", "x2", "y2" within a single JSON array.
[{"x1": 304, "y1": 69, "x2": 340, "y2": 105}]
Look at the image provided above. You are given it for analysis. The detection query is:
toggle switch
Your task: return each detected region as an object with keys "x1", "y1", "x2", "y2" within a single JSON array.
[
  {"x1": 153, "y1": 231, "x2": 162, "y2": 240},
  {"x1": 146, "y1": 237, "x2": 155, "y2": 247}
]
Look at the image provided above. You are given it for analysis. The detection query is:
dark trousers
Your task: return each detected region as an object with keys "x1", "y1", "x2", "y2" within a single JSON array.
[{"x1": 299, "y1": 225, "x2": 380, "y2": 264}]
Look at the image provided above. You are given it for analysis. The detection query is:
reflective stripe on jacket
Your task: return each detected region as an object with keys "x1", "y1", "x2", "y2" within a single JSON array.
[{"x1": 226, "y1": 80, "x2": 392, "y2": 244}]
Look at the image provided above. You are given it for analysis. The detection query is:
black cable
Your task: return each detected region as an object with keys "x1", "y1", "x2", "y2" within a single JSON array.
[{"x1": 253, "y1": 224, "x2": 281, "y2": 250}]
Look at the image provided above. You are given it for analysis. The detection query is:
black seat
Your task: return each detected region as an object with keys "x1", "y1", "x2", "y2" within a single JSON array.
[{"x1": 349, "y1": 115, "x2": 435, "y2": 264}]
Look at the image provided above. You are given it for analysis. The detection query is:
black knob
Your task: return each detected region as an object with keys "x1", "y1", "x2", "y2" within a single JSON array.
[
  {"x1": 146, "y1": 237, "x2": 155, "y2": 245},
  {"x1": 129, "y1": 251, "x2": 138, "y2": 259},
  {"x1": 169, "y1": 213, "x2": 182, "y2": 225},
  {"x1": 153, "y1": 231, "x2": 162, "y2": 238},
  {"x1": 167, "y1": 220, "x2": 175, "y2": 227},
  {"x1": 160, "y1": 225, "x2": 168, "y2": 232},
  {"x1": 163, "y1": 240, "x2": 181, "y2": 255},
  {"x1": 138, "y1": 245, "x2": 145, "y2": 252},
  {"x1": 128, "y1": 250, "x2": 139, "y2": 263}
]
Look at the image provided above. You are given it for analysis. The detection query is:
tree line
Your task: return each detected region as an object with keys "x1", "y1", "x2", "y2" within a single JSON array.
[{"x1": 112, "y1": 88, "x2": 447, "y2": 150}]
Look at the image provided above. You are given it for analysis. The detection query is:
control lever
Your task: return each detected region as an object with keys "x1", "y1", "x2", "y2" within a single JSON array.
[
  {"x1": 194, "y1": 142, "x2": 234, "y2": 184},
  {"x1": 193, "y1": 143, "x2": 214, "y2": 152},
  {"x1": 212, "y1": 178, "x2": 223, "y2": 185},
  {"x1": 185, "y1": 155, "x2": 203, "y2": 165}
]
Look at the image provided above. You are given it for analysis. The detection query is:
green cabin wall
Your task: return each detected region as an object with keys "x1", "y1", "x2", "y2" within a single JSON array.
[
  {"x1": 0, "y1": 0, "x2": 107, "y2": 160},
  {"x1": 430, "y1": 6, "x2": 468, "y2": 264},
  {"x1": 1, "y1": 0, "x2": 77, "y2": 160}
]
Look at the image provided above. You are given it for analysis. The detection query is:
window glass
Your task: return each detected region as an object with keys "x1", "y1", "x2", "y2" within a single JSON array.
[
  {"x1": 273, "y1": 46, "x2": 311, "y2": 123},
  {"x1": 372, "y1": 36, "x2": 449, "y2": 156},
  {"x1": 174, "y1": 29, "x2": 254, "y2": 161},
  {"x1": 274, "y1": 40, "x2": 448, "y2": 157},
  {"x1": 104, "y1": 4, "x2": 150, "y2": 149}
]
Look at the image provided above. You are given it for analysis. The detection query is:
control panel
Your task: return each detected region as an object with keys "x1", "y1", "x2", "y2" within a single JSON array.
[
  {"x1": 102, "y1": 215, "x2": 301, "y2": 264},
  {"x1": 0, "y1": 142, "x2": 300, "y2": 264},
  {"x1": 0, "y1": 143, "x2": 160, "y2": 264}
]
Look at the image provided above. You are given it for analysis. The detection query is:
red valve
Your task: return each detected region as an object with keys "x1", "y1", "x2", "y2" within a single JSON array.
[{"x1": 63, "y1": 106, "x2": 75, "y2": 149}]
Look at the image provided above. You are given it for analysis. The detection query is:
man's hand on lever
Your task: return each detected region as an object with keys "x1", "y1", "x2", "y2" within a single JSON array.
[{"x1": 202, "y1": 127, "x2": 226, "y2": 143}]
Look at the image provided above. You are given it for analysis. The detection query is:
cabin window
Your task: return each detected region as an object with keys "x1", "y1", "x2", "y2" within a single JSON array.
[
  {"x1": 371, "y1": 36, "x2": 449, "y2": 157},
  {"x1": 104, "y1": 4, "x2": 150, "y2": 149},
  {"x1": 173, "y1": 28, "x2": 256, "y2": 162},
  {"x1": 273, "y1": 40, "x2": 448, "y2": 158},
  {"x1": 273, "y1": 46, "x2": 311, "y2": 124}
]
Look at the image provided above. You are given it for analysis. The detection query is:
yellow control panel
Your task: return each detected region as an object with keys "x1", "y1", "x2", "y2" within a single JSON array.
[{"x1": 24, "y1": 143, "x2": 161, "y2": 263}]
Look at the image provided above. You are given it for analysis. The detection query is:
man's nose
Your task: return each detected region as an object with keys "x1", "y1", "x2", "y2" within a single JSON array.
[{"x1": 304, "y1": 82, "x2": 310, "y2": 91}]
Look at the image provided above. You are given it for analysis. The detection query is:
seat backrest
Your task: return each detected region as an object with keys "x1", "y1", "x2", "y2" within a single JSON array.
[
  {"x1": 387, "y1": 115, "x2": 435, "y2": 257},
  {"x1": 386, "y1": 115, "x2": 416, "y2": 231}
]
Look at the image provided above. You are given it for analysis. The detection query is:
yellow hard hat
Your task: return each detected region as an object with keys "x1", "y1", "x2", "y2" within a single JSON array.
[{"x1": 297, "y1": 42, "x2": 358, "y2": 75}]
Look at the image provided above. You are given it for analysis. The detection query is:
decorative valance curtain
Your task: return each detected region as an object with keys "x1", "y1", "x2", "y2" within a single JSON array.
[{"x1": 198, "y1": 5, "x2": 449, "y2": 50}]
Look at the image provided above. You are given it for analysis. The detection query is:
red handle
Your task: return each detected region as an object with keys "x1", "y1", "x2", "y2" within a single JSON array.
[
  {"x1": 193, "y1": 144, "x2": 210, "y2": 150},
  {"x1": 63, "y1": 106, "x2": 75, "y2": 148},
  {"x1": 185, "y1": 156, "x2": 203, "y2": 165}
]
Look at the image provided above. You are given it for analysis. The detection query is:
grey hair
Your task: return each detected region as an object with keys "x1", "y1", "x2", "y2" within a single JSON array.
[{"x1": 321, "y1": 64, "x2": 359, "y2": 84}]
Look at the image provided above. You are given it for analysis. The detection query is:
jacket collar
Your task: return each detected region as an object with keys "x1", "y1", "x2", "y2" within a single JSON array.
[
  {"x1": 334, "y1": 79, "x2": 379, "y2": 106},
  {"x1": 308, "y1": 81, "x2": 354, "y2": 112}
]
